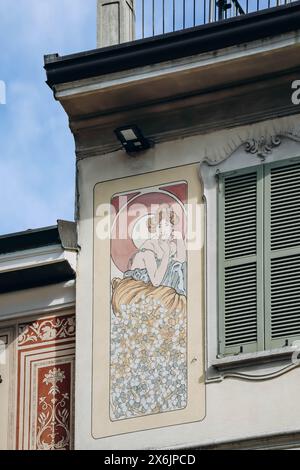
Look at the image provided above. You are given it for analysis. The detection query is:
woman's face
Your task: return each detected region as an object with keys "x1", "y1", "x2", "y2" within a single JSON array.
[{"x1": 157, "y1": 219, "x2": 173, "y2": 240}]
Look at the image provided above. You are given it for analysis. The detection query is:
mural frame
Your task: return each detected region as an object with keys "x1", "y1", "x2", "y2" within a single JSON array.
[{"x1": 92, "y1": 164, "x2": 205, "y2": 439}]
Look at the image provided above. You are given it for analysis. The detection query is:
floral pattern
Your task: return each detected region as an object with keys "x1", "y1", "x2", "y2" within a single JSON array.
[
  {"x1": 18, "y1": 315, "x2": 75, "y2": 346},
  {"x1": 110, "y1": 295, "x2": 187, "y2": 420},
  {"x1": 37, "y1": 366, "x2": 71, "y2": 450}
]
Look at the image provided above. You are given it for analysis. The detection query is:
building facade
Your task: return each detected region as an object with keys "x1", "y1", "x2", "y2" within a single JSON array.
[
  {"x1": 1, "y1": 0, "x2": 300, "y2": 450},
  {"x1": 0, "y1": 222, "x2": 76, "y2": 450}
]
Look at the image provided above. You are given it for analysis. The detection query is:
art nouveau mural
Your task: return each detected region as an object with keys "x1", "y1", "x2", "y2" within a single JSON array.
[
  {"x1": 110, "y1": 183, "x2": 188, "y2": 420},
  {"x1": 93, "y1": 165, "x2": 205, "y2": 438}
]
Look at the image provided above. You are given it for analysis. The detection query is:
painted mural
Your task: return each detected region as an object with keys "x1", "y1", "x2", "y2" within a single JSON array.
[
  {"x1": 16, "y1": 313, "x2": 75, "y2": 450},
  {"x1": 110, "y1": 182, "x2": 188, "y2": 421}
]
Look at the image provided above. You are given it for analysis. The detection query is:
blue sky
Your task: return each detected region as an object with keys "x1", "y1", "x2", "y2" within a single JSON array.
[
  {"x1": 0, "y1": 0, "x2": 273, "y2": 236},
  {"x1": 0, "y1": 0, "x2": 96, "y2": 235}
]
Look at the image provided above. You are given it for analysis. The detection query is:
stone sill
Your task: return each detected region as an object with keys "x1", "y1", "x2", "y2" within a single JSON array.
[{"x1": 212, "y1": 347, "x2": 298, "y2": 371}]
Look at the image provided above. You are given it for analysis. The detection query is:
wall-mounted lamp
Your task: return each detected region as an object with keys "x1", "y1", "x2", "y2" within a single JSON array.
[{"x1": 114, "y1": 125, "x2": 152, "y2": 154}]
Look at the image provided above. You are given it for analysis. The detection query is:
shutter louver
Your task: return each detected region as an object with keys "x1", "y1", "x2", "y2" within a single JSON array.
[
  {"x1": 218, "y1": 169, "x2": 263, "y2": 355},
  {"x1": 224, "y1": 263, "x2": 257, "y2": 347},
  {"x1": 271, "y1": 255, "x2": 300, "y2": 339},
  {"x1": 265, "y1": 161, "x2": 300, "y2": 349},
  {"x1": 224, "y1": 173, "x2": 257, "y2": 259}
]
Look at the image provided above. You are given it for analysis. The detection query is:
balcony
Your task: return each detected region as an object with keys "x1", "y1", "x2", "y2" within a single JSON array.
[
  {"x1": 45, "y1": 0, "x2": 300, "y2": 160},
  {"x1": 134, "y1": 0, "x2": 296, "y2": 39}
]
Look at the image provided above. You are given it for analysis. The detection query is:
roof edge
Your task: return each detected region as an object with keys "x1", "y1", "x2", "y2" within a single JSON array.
[
  {"x1": 45, "y1": 2, "x2": 300, "y2": 88},
  {"x1": 0, "y1": 221, "x2": 77, "y2": 255}
]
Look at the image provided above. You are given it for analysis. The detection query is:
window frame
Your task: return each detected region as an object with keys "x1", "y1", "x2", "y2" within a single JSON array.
[
  {"x1": 264, "y1": 156, "x2": 300, "y2": 351},
  {"x1": 217, "y1": 165, "x2": 264, "y2": 356},
  {"x1": 200, "y1": 141, "x2": 300, "y2": 370},
  {"x1": 217, "y1": 156, "x2": 300, "y2": 357}
]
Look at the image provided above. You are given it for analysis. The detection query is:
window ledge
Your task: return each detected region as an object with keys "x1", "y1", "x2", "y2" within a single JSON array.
[{"x1": 212, "y1": 347, "x2": 298, "y2": 371}]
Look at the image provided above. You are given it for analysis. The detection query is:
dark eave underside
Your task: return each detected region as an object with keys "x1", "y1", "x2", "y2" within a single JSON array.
[
  {"x1": 0, "y1": 226, "x2": 60, "y2": 255},
  {"x1": 0, "y1": 260, "x2": 75, "y2": 294},
  {"x1": 0, "y1": 220, "x2": 77, "y2": 255},
  {"x1": 45, "y1": 1, "x2": 300, "y2": 87}
]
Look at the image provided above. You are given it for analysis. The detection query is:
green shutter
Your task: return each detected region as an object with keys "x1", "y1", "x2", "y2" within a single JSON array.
[
  {"x1": 218, "y1": 167, "x2": 264, "y2": 356},
  {"x1": 264, "y1": 159, "x2": 300, "y2": 349}
]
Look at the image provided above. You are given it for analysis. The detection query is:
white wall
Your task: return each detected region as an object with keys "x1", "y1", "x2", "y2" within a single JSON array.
[{"x1": 75, "y1": 113, "x2": 300, "y2": 449}]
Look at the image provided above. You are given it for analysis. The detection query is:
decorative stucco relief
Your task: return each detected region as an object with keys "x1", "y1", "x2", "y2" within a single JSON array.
[
  {"x1": 203, "y1": 131, "x2": 300, "y2": 165},
  {"x1": 244, "y1": 133, "x2": 300, "y2": 161},
  {"x1": 201, "y1": 116, "x2": 300, "y2": 165}
]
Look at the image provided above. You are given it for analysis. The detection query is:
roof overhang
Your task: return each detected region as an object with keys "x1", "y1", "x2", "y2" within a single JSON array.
[
  {"x1": 0, "y1": 221, "x2": 77, "y2": 294},
  {"x1": 0, "y1": 260, "x2": 75, "y2": 294},
  {"x1": 45, "y1": 2, "x2": 300, "y2": 88},
  {"x1": 43, "y1": 2, "x2": 300, "y2": 157}
]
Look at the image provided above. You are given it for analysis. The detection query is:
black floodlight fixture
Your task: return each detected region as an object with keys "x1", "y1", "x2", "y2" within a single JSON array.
[{"x1": 114, "y1": 125, "x2": 152, "y2": 154}]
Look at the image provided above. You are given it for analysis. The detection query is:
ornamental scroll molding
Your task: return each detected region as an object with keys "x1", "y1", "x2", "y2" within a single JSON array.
[
  {"x1": 244, "y1": 133, "x2": 300, "y2": 161},
  {"x1": 203, "y1": 129, "x2": 300, "y2": 166}
]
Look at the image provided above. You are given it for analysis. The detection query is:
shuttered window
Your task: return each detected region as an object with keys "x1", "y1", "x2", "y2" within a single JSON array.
[
  {"x1": 264, "y1": 160, "x2": 300, "y2": 350},
  {"x1": 218, "y1": 158, "x2": 300, "y2": 356}
]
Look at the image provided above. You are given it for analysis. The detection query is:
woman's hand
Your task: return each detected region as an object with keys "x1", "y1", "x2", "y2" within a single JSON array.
[{"x1": 142, "y1": 247, "x2": 170, "y2": 287}]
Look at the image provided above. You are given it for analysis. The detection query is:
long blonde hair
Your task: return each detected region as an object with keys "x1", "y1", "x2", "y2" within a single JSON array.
[{"x1": 147, "y1": 204, "x2": 179, "y2": 234}]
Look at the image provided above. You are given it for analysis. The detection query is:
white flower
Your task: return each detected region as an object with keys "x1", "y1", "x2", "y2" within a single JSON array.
[
  {"x1": 41, "y1": 326, "x2": 57, "y2": 340},
  {"x1": 43, "y1": 368, "x2": 65, "y2": 386}
]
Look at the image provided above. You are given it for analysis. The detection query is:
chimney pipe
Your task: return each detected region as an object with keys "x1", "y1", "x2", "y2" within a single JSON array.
[{"x1": 97, "y1": 0, "x2": 135, "y2": 48}]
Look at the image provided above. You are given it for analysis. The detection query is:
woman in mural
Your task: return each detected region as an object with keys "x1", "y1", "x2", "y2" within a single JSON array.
[
  {"x1": 121, "y1": 203, "x2": 185, "y2": 285},
  {"x1": 110, "y1": 201, "x2": 188, "y2": 421}
]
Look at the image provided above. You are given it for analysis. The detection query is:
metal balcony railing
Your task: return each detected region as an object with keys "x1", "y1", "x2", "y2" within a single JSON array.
[{"x1": 134, "y1": 0, "x2": 295, "y2": 39}]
